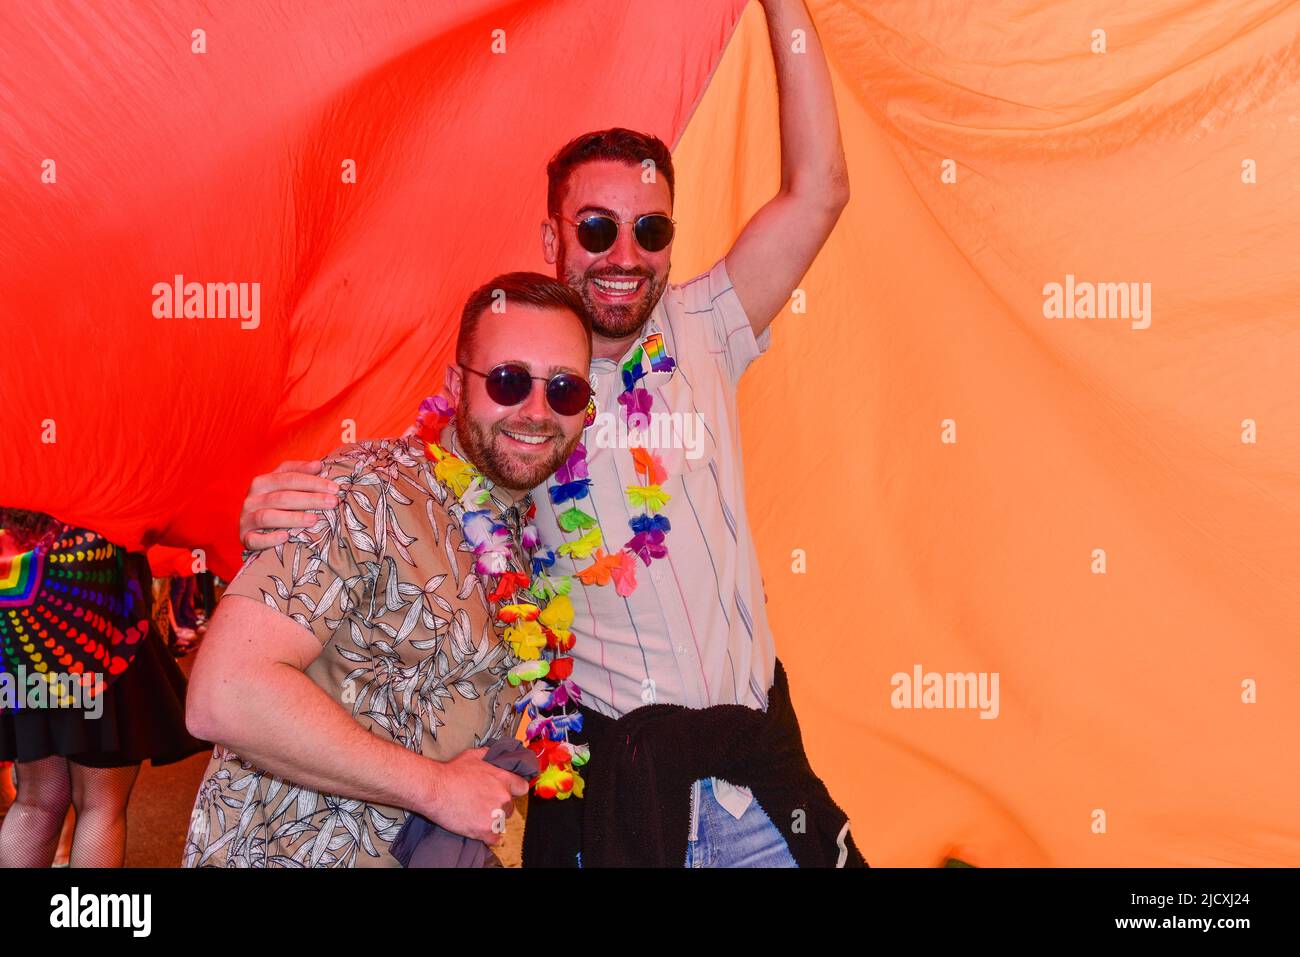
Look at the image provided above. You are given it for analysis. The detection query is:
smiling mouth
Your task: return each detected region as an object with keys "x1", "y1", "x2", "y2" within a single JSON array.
[
  {"x1": 500, "y1": 428, "x2": 554, "y2": 448},
  {"x1": 591, "y1": 275, "x2": 646, "y2": 299}
]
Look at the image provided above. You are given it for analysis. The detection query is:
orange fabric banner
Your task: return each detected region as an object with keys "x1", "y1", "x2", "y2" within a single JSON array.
[{"x1": 668, "y1": 1, "x2": 1300, "y2": 864}]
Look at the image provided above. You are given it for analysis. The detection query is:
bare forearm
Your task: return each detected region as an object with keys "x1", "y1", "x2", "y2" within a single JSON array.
[
  {"x1": 761, "y1": 0, "x2": 848, "y2": 201},
  {"x1": 725, "y1": 0, "x2": 850, "y2": 332},
  {"x1": 193, "y1": 659, "x2": 442, "y2": 819}
]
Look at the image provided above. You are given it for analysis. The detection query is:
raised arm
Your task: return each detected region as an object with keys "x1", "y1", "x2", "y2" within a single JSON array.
[{"x1": 724, "y1": 0, "x2": 849, "y2": 339}]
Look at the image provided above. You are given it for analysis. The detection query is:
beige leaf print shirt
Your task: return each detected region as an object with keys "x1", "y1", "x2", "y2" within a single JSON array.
[{"x1": 183, "y1": 437, "x2": 524, "y2": 868}]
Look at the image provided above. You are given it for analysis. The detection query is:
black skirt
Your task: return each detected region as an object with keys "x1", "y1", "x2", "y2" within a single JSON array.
[{"x1": 0, "y1": 625, "x2": 211, "y2": 769}]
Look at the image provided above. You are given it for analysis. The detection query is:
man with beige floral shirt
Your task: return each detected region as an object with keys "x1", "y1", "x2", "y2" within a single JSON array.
[{"x1": 182, "y1": 273, "x2": 594, "y2": 867}]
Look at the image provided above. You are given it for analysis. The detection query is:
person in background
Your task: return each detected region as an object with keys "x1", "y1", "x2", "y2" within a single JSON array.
[
  {"x1": 171, "y1": 574, "x2": 200, "y2": 632},
  {"x1": 0, "y1": 762, "x2": 13, "y2": 820},
  {"x1": 0, "y1": 508, "x2": 207, "y2": 867},
  {"x1": 194, "y1": 571, "x2": 217, "y2": 627}
]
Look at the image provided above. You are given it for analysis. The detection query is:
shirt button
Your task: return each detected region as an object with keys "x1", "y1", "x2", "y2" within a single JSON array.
[
  {"x1": 676, "y1": 644, "x2": 686, "y2": 655},
  {"x1": 652, "y1": 567, "x2": 663, "y2": 583}
]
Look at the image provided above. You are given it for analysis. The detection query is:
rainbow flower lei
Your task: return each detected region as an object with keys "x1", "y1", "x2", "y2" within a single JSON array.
[
  {"x1": 546, "y1": 342, "x2": 675, "y2": 592},
  {"x1": 412, "y1": 340, "x2": 676, "y2": 798},
  {"x1": 416, "y1": 398, "x2": 588, "y2": 800}
]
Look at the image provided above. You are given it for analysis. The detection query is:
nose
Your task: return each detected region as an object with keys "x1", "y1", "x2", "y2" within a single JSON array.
[
  {"x1": 518, "y1": 377, "x2": 552, "y2": 423},
  {"x1": 605, "y1": 220, "x2": 642, "y2": 272}
]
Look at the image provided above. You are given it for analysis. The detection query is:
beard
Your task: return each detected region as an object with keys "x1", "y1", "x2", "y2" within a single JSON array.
[
  {"x1": 559, "y1": 250, "x2": 669, "y2": 341},
  {"x1": 454, "y1": 405, "x2": 578, "y2": 493}
]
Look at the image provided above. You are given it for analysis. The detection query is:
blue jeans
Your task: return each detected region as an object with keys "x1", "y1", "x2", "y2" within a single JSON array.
[
  {"x1": 685, "y1": 777, "x2": 797, "y2": 868},
  {"x1": 576, "y1": 777, "x2": 797, "y2": 868}
]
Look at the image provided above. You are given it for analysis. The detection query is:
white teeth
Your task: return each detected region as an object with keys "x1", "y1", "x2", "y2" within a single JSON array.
[
  {"x1": 594, "y1": 277, "x2": 640, "y2": 292},
  {"x1": 503, "y1": 430, "x2": 549, "y2": 445}
]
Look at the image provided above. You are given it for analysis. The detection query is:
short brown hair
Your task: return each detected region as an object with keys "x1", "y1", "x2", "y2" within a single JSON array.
[
  {"x1": 546, "y1": 128, "x2": 675, "y2": 217},
  {"x1": 456, "y1": 272, "x2": 592, "y2": 366}
]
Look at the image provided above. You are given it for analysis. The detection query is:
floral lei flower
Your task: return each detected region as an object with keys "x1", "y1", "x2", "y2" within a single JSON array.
[
  {"x1": 547, "y1": 342, "x2": 674, "y2": 594},
  {"x1": 411, "y1": 344, "x2": 674, "y2": 799},
  {"x1": 416, "y1": 397, "x2": 587, "y2": 800}
]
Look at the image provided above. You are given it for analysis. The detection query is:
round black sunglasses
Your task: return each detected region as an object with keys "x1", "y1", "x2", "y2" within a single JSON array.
[
  {"x1": 556, "y1": 213, "x2": 675, "y2": 254},
  {"x1": 461, "y1": 362, "x2": 592, "y2": 417}
]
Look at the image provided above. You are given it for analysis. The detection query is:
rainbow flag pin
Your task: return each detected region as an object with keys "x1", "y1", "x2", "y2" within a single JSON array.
[{"x1": 640, "y1": 331, "x2": 676, "y2": 374}]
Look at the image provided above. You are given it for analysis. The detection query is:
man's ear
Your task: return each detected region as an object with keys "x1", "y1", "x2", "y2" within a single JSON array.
[
  {"x1": 541, "y1": 218, "x2": 558, "y2": 266},
  {"x1": 445, "y1": 364, "x2": 464, "y2": 405}
]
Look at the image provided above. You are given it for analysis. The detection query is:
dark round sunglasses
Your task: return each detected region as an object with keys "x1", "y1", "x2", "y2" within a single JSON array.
[
  {"x1": 558, "y1": 213, "x2": 675, "y2": 254},
  {"x1": 461, "y1": 362, "x2": 592, "y2": 417}
]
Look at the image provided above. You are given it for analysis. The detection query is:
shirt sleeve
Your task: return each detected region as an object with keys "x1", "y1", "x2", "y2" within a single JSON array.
[
  {"x1": 223, "y1": 485, "x2": 360, "y2": 646},
  {"x1": 683, "y1": 256, "x2": 772, "y2": 386}
]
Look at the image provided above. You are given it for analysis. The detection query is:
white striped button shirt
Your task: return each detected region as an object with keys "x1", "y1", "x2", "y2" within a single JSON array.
[{"x1": 531, "y1": 258, "x2": 775, "y2": 820}]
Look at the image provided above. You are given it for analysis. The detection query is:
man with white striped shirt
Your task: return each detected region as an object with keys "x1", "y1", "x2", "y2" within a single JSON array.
[{"x1": 238, "y1": 0, "x2": 863, "y2": 867}]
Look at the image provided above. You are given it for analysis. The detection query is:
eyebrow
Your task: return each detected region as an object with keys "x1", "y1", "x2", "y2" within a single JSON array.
[
  {"x1": 574, "y1": 204, "x2": 670, "y2": 219},
  {"x1": 497, "y1": 358, "x2": 583, "y2": 377}
]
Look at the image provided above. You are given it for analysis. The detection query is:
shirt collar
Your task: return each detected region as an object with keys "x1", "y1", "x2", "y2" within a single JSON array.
[
  {"x1": 589, "y1": 298, "x2": 670, "y2": 375},
  {"x1": 493, "y1": 491, "x2": 530, "y2": 541}
]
